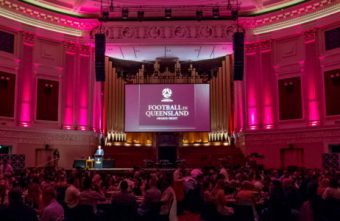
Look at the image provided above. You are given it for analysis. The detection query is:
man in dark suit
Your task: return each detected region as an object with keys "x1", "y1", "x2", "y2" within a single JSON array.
[
  {"x1": 138, "y1": 174, "x2": 161, "y2": 217},
  {"x1": 94, "y1": 145, "x2": 104, "y2": 168},
  {"x1": 95, "y1": 145, "x2": 104, "y2": 157},
  {"x1": 0, "y1": 188, "x2": 38, "y2": 221},
  {"x1": 111, "y1": 180, "x2": 137, "y2": 221}
]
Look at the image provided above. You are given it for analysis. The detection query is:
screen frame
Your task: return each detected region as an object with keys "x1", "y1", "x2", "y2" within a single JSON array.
[{"x1": 124, "y1": 83, "x2": 211, "y2": 133}]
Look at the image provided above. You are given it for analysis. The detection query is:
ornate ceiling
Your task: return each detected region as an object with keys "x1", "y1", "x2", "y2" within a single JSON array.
[
  {"x1": 20, "y1": 0, "x2": 306, "y2": 17},
  {"x1": 4, "y1": 0, "x2": 337, "y2": 61}
]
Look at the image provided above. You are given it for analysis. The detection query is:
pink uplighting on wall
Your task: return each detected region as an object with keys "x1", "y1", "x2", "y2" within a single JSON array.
[
  {"x1": 64, "y1": 125, "x2": 72, "y2": 130},
  {"x1": 309, "y1": 121, "x2": 320, "y2": 126},
  {"x1": 77, "y1": 56, "x2": 89, "y2": 130},
  {"x1": 19, "y1": 103, "x2": 31, "y2": 124},
  {"x1": 250, "y1": 125, "x2": 257, "y2": 130},
  {"x1": 79, "y1": 126, "x2": 87, "y2": 131},
  {"x1": 264, "y1": 107, "x2": 274, "y2": 128},
  {"x1": 19, "y1": 122, "x2": 30, "y2": 127},
  {"x1": 63, "y1": 108, "x2": 73, "y2": 128},
  {"x1": 308, "y1": 100, "x2": 320, "y2": 124},
  {"x1": 19, "y1": 44, "x2": 33, "y2": 125},
  {"x1": 63, "y1": 53, "x2": 75, "y2": 130},
  {"x1": 248, "y1": 108, "x2": 258, "y2": 130},
  {"x1": 78, "y1": 109, "x2": 88, "y2": 128}
]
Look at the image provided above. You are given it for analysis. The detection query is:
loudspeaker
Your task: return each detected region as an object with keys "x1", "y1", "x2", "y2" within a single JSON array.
[
  {"x1": 103, "y1": 159, "x2": 115, "y2": 168},
  {"x1": 95, "y1": 34, "x2": 106, "y2": 82},
  {"x1": 233, "y1": 32, "x2": 244, "y2": 81},
  {"x1": 73, "y1": 160, "x2": 86, "y2": 169}
]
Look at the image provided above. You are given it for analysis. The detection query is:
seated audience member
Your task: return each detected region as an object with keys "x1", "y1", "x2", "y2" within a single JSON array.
[
  {"x1": 2, "y1": 160, "x2": 14, "y2": 178},
  {"x1": 64, "y1": 181, "x2": 95, "y2": 221},
  {"x1": 236, "y1": 181, "x2": 257, "y2": 205},
  {"x1": 299, "y1": 181, "x2": 324, "y2": 221},
  {"x1": 111, "y1": 180, "x2": 138, "y2": 221},
  {"x1": 262, "y1": 180, "x2": 298, "y2": 221},
  {"x1": 79, "y1": 176, "x2": 106, "y2": 213},
  {"x1": 322, "y1": 178, "x2": 340, "y2": 200},
  {"x1": 25, "y1": 179, "x2": 44, "y2": 214},
  {"x1": 211, "y1": 179, "x2": 234, "y2": 221},
  {"x1": 0, "y1": 188, "x2": 38, "y2": 221},
  {"x1": 160, "y1": 175, "x2": 178, "y2": 221},
  {"x1": 64, "y1": 178, "x2": 80, "y2": 209},
  {"x1": 40, "y1": 185, "x2": 64, "y2": 221},
  {"x1": 138, "y1": 174, "x2": 161, "y2": 218}
]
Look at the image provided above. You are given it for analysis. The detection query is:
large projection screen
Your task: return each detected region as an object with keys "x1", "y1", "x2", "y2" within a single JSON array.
[{"x1": 125, "y1": 84, "x2": 210, "y2": 132}]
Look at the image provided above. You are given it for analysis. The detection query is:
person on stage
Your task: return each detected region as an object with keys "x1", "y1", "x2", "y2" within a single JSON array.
[
  {"x1": 95, "y1": 145, "x2": 104, "y2": 157},
  {"x1": 94, "y1": 145, "x2": 104, "y2": 168}
]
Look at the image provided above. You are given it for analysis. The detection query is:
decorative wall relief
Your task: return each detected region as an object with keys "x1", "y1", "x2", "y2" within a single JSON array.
[{"x1": 90, "y1": 22, "x2": 237, "y2": 43}]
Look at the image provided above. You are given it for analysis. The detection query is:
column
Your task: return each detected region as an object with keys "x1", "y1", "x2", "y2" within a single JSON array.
[
  {"x1": 260, "y1": 40, "x2": 275, "y2": 129},
  {"x1": 303, "y1": 29, "x2": 321, "y2": 126},
  {"x1": 17, "y1": 32, "x2": 34, "y2": 127},
  {"x1": 78, "y1": 45, "x2": 91, "y2": 131},
  {"x1": 245, "y1": 43, "x2": 260, "y2": 130},
  {"x1": 62, "y1": 42, "x2": 77, "y2": 129}
]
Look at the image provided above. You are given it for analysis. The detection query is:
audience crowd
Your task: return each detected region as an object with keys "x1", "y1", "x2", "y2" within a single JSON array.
[{"x1": 0, "y1": 159, "x2": 339, "y2": 221}]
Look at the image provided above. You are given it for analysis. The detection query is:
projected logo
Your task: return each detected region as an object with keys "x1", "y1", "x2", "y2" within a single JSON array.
[{"x1": 161, "y1": 88, "x2": 173, "y2": 102}]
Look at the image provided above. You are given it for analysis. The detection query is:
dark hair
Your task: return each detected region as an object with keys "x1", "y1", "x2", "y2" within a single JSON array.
[
  {"x1": 329, "y1": 178, "x2": 338, "y2": 188},
  {"x1": 120, "y1": 180, "x2": 128, "y2": 191},
  {"x1": 83, "y1": 176, "x2": 92, "y2": 190},
  {"x1": 9, "y1": 188, "x2": 23, "y2": 204},
  {"x1": 42, "y1": 185, "x2": 56, "y2": 198}
]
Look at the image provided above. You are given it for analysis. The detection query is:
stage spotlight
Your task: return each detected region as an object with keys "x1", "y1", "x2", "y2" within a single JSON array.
[
  {"x1": 196, "y1": 10, "x2": 203, "y2": 21},
  {"x1": 122, "y1": 8, "x2": 129, "y2": 19},
  {"x1": 165, "y1": 8, "x2": 172, "y2": 19},
  {"x1": 212, "y1": 7, "x2": 219, "y2": 18},
  {"x1": 137, "y1": 10, "x2": 144, "y2": 21},
  {"x1": 231, "y1": 10, "x2": 238, "y2": 20}
]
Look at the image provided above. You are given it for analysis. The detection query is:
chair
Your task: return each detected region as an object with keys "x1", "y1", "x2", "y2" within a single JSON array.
[
  {"x1": 111, "y1": 203, "x2": 137, "y2": 221},
  {"x1": 203, "y1": 201, "x2": 218, "y2": 221},
  {"x1": 141, "y1": 202, "x2": 161, "y2": 221},
  {"x1": 64, "y1": 204, "x2": 95, "y2": 221},
  {"x1": 233, "y1": 204, "x2": 254, "y2": 221}
]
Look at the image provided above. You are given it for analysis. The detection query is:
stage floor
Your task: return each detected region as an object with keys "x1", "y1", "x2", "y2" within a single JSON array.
[{"x1": 87, "y1": 167, "x2": 176, "y2": 173}]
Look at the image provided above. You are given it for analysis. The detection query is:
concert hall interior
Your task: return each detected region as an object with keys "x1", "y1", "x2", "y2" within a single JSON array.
[
  {"x1": 0, "y1": 0, "x2": 339, "y2": 169},
  {"x1": 0, "y1": 0, "x2": 340, "y2": 220}
]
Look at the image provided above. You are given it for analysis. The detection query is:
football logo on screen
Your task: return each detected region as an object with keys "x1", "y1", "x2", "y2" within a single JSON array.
[{"x1": 161, "y1": 88, "x2": 173, "y2": 102}]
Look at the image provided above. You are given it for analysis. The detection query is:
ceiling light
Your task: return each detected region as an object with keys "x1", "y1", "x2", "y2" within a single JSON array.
[
  {"x1": 212, "y1": 7, "x2": 219, "y2": 19},
  {"x1": 165, "y1": 8, "x2": 172, "y2": 19},
  {"x1": 137, "y1": 10, "x2": 144, "y2": 21},
  {"x1": 231, "y1": 10, "x2": 238, "y2": 21},
  {"x1": 122, "y1": 8, "x2": 129, "y2": 20},
  {"x1": 196, "y1": 10, "x2": 203, "y2": 21}
]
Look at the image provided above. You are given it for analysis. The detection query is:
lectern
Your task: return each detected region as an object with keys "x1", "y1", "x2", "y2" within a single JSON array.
[{"x1": 94, "y1": 155, "x2": 103, "y2": 168}]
